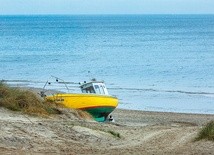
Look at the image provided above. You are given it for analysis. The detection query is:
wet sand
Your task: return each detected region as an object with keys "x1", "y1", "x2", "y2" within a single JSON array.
[{"x1": 1, "y1": 106, "x2": 214, "y2": 154}]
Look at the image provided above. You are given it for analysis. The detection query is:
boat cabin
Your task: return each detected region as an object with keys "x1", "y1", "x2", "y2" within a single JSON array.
[{"x1": 80, "y1": 81, "x2": 109, "y2": 95}]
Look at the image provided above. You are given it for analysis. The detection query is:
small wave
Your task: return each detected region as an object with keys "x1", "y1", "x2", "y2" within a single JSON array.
[
  {"x1": 1, "y1": 79, "x2": 79, "y2": 85},
  {"x1": 165, "y1": 90, "x2": 214, "y2": 95},
  {"x1": 1, "y1": 79, "x2": 44, "y2": 83},
  {"x1": 109, "y1": 87, "x2": 214, "y2": 95},
  {"x1": 109, "y1": 87, "x2": 158, "y2": 92}
]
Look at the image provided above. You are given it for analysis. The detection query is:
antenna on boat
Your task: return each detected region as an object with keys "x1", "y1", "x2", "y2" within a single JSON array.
[
  {"x1": 39, "y1": 77, "x2": 52, "y2": 97},
  {"x1": 40, "y1": 76, "x2": 70, "y2": 97},
  {"x1": 50, "y1": 75, "x2": 70, "y2": 92}
]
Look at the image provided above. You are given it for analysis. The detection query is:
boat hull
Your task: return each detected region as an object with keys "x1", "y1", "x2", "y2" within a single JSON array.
[{"x1": 46, "y1": 94, "x2": 118, "y2": 122}]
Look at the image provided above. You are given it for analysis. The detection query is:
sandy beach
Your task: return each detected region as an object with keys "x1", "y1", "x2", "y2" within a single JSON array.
[{"x1": 1, "y1": 105, "x2": 214, "y2": 155}]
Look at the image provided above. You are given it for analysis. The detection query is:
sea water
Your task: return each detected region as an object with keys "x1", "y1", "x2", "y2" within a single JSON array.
[{"x1": 0, "y1": 15, "x2": 214, "y2": 114}]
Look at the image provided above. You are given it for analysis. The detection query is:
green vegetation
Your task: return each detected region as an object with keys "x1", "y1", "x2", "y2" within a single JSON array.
[
  {"x1": 73, "y1": 109, "x2": 93, "y2": 120},
  {"x1": 0, "y1": 82, "x2": 62, "y2": 116},
  {"x1": 108, "y1": 130, "x2": 121, "y2": 138},
  {"x1": 195, "y1": 121, "x2": 214, "y2": 141}
]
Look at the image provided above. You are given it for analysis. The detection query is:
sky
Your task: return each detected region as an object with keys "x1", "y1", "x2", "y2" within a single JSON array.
[{"x1": 0, "y1": 0, "x2": 214, "y2": 15}]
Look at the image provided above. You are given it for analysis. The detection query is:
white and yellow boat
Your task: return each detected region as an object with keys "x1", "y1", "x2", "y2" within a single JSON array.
[{"x1": 45, "y1": 79, "x2": 118, "y2": 122}]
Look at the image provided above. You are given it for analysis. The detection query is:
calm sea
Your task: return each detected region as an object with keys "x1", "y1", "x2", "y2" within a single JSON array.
[{"x1": 0, "y1": 15, "x2": 214, "y2": 114}]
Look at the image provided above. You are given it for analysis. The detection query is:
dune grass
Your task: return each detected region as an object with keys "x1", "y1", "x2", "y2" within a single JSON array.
[
  {"x1": 73, "y1": 109, "x2": 93, "y2": 120},
  {"x1": 0, "y1": 82, "x2": 62, "y2": 116},
  {"x1": 195, "y1": 121, "x2": 214, "y2": 141},
  {"x1": 108, "y1": 130, "x2": 121, "y2": 138}
]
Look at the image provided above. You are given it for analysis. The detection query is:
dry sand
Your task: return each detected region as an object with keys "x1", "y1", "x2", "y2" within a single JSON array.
[{"x1": 1, "y1": 107, "x2": 214, "y2": 155}]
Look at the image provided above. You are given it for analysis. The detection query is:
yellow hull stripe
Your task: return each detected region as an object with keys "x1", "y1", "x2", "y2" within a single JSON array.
[{"x1": 46, "y1": 93, "x2": 118, "y2": 109}]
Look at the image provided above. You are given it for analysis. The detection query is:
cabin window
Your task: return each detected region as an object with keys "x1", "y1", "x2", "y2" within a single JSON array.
[
  {"x1": 84, "y1": 86, "x2": 95, "y2": 94},
  {"x1": 95, "y1": 85, "x2": 99, "y2": 89},
  {"x1": 100, "y1": 85, "x2": 105, "y2": 94},
  {"x1": 94, "y1": 84, "x2": 106, "y2": 95},
  {"x1": 94, "y1": 85, "x2": 101, "y2": 94}
]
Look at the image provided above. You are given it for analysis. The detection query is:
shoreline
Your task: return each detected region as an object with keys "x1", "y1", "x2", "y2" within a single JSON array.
[
  {"x1": 4, "y1": 80, "x2": 214, "y2": 115},
  {"x1": 112, "y1": 108, "x2": 214, "y2": 127},
  {"x1": 116, "y1": 108, "x2": 214, "y2": 116}
]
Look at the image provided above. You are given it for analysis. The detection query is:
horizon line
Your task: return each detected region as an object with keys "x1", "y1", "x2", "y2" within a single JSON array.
[{"x1": 0, "y1": 13, "x2": 214, "y2": 16}]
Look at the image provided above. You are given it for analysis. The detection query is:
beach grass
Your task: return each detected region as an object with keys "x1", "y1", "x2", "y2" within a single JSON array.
[
  {"x1": 195, "y1": 121, "x2": 214, "y2": 141},
  {"x1": 0, "y1": 82, "x2": 62, "y2": 116},
  {"x1": 108, "y1": 130, "x2": 121, "y2": 138},
  {"x1": 73, "y1": 109, "x2": 93, "y2": 120}
]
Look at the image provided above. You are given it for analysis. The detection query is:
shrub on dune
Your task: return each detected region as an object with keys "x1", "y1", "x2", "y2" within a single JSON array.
[
  {"x1": 195, "y1": 121, "x2": 214, "y2": 141},
  {"x1": 0, "y1": 82, "x2": 61, "y2": 116}
]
